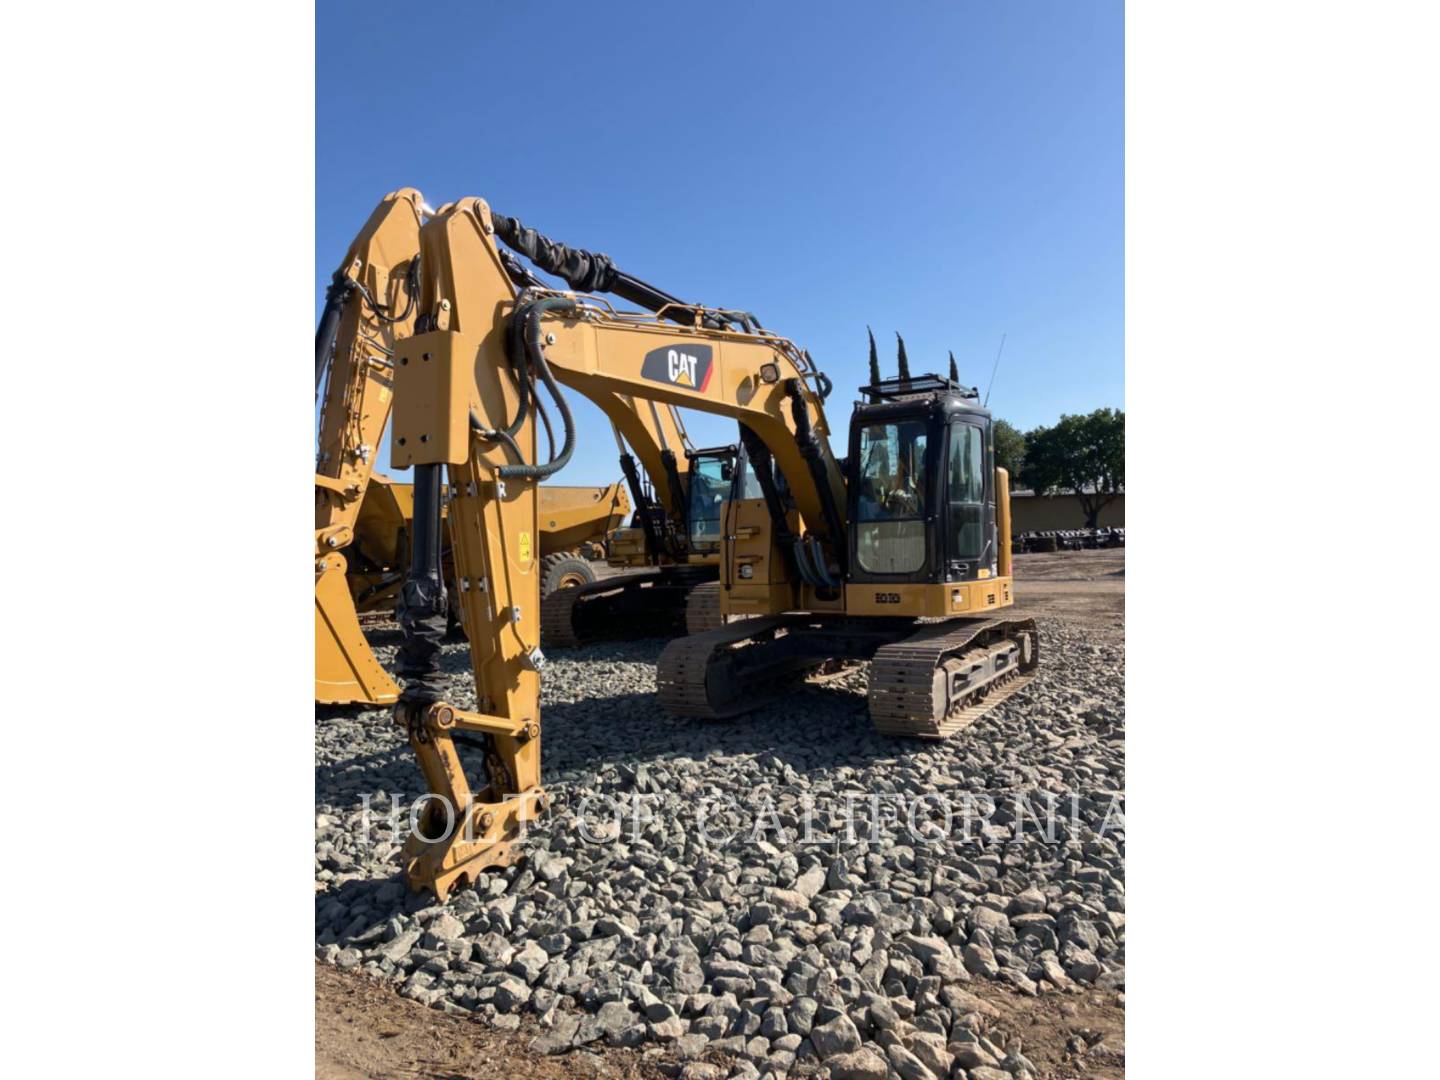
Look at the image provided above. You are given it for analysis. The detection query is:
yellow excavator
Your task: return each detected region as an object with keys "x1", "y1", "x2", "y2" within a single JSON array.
[
  {"x1": 374, "y1": 194, "x2": 1040, "y2": 899},
  {"x1": 541, "y1": 395, "x2": 739, "y2": 647},
  {"x1": 315, "y1": 190, "x2": 634, "y2": 706},
  {"x1": 314, "y1": 190, "x2": 424, "y2": 707}
]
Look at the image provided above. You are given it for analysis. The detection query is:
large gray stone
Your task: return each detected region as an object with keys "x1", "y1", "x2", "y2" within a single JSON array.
[
  {"x1": 887, "y1": 1042, "x2": 938, "y2": 1080},
  {"x1": 809, "y1": 1014, "x2": 862, "y2": 1058},
  {"x1": 530, "y1": 1013, "x2": 579, "y2": 1054},
  {"x1": 825, "y1": 1047, "x2": 889, "y2": 1080},
  {"x1": 509, "y1": 940, "x2": 549, "y2": 982}
]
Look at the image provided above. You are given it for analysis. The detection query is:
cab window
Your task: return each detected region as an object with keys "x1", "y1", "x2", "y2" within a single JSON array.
[
  {"x1": 686, "y1": 455, "x2": 730, "y2": 550},
  {"x1": 948, "y1": 424, "x2": 986, "y2": 560},
  {"x1": 856, "y1": 419, "x2": 927, "y2": 574}
]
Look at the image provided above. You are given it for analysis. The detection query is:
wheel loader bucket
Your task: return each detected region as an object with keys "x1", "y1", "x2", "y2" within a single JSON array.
[{"x1": 316, "y1": 554, "x2": 399, "y2": 705}]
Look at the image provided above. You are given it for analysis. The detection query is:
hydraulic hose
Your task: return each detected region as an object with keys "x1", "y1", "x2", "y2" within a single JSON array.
[
  {"x1": 315, "y1": 273, "x2": 353, "y2": 398},
  {"x1": 533, "y1": 380, "x2": 556, "y2": 462},
  {"x1": 660, "y1": 449, "x2": 687, "y2": 525},
  {"x1": 738, "y1": 423, "x2": 812, "y2": 589},
  {"x1": 491, "y1": 212, "x2": 730, "y2": 330},
  {"x1": 790, "y1": 538, "x2": 821, "y2": 590},
  {"x1": 316, "y1": 261, "x2": 419, "y2": 399},
  {"x1": 469, "y1": 410, "x2": 523, "y2": 465},
  {"x1": 807, "y1": 535, "x2": 840, "y2": 591},
  {"x1": 619, "y1": 451, "x2": 665, "y2": 559},
  {"x1": 787, "y1": 381, "x2": 848, "y2": 578},
  {"x1": 354, "y1": 256, "x2": 419, "y2": 325},
  {"x1": 495, "y1": 297, "x2": 578, "y2": 480},
  {"x1": 468, "y1": 302, "x2": 535, "y2": 459},
  {"x1": 499, "y1": 302, "x2": 531, "y2": 441}
]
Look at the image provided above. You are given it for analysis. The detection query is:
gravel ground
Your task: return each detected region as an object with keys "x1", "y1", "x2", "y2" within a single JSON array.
[{"x1": 316, "y1": 613, "x2": 1124, "y2": 1079}]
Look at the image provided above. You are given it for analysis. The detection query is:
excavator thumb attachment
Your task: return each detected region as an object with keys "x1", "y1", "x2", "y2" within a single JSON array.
[{"x1": 315, "y1": 553, "x2": 400, "y2": 706}]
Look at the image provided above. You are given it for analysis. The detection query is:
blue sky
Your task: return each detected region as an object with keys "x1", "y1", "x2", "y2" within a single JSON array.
[{"x1": 318, "y1": 0, "x2": 1123, "y2": 485}]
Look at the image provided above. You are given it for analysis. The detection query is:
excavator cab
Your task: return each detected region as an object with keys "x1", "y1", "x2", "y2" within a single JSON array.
[
  {"x1": 847, "y1": 374, "x2": 998, "y2": 587},
  {"x1": 682, "y1": 445, "x2": 736, "y2": 555}
]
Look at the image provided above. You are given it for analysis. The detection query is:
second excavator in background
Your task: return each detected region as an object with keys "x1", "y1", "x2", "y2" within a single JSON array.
[
  {"x1": 540, "y1": 397, "x2": 741, "y2": 647},
  {"x1": 315, "y1": 190, "x2": 424, "y2": 707}
]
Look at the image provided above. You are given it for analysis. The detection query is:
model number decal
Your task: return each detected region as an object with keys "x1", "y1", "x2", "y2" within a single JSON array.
[
  {"x1": 875, "y1": 592, "x2": 901, "y2": 604},
  {"x1": 641, "y1": 344, "x2": 714, "y2": 392}
]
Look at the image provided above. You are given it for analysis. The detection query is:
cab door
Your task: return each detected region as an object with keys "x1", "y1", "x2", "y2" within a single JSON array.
[{"x1": 943, "y1": 420, "x2": 996, "y2": 581}]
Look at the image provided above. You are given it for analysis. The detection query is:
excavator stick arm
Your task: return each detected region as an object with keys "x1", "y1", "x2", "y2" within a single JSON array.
[{"x1": 314, "y1": 190, "x2": 425, "y2": 706}]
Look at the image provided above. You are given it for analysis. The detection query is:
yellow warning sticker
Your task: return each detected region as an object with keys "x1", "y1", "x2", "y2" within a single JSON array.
[
  {"x1": 377, "y1": 386, "x2": 390, "y2": 404},
  {"x1": 519, "y1": 531, "x2": 532, "y2": 562}
]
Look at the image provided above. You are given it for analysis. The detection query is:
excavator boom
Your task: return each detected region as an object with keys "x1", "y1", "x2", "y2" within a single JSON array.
[{"x1": 384, "y1": 195, "x2": 1036, "y2": 899}]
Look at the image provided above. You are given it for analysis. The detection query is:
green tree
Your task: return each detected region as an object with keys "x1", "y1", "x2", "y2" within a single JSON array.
[
  {"x1": 992, "y1": 419, "x2": 1026, "y2": 482},
  {"x1": 1020, "y1": 407, "x2": 1125, "y2": 529}
]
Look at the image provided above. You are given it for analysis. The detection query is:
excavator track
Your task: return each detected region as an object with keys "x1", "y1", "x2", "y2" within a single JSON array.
[
  {"x1": 684, "y1": 581, "x2": 724, "y2": 635},
  {"x1": 658, "y1": 614, "x2": 1039, "y2": 737},
  {"x1": 657, "y1": 616, "x2": 825, "y2": 719},
  {"x1": 868, "y1": 617, "x2": 1040, "y2": 739},
  {"x1": 683, "y1": 580, "x2": 759, "y2": 635},
  {"x1": 541, "y1": 567, "x2": 715, "y2": 648}
]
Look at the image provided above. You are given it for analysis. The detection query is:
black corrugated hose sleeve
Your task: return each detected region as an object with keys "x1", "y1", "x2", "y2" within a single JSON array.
[
  {"x1": 491, "y1": 214, "x2": 618, "y2": 294},
  {"x1": 395, "y1": 464, "x2": 450, "y2": 705},
  {"x1": 492, "y1": 211, "x2": 728, "y2": 330}
]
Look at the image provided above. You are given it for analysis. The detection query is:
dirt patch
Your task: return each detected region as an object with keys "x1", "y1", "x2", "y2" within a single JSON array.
[
  {"x1": 1012, "y1": 549, "x2": 1125, "y2": 640},
  {"x1": 318, "y1": 962, "x2": 1122, "y2": 1079},
  {"x1": 978, "y1": 981, "x2": 1126, "y2": 1078},
  {"x1": 316, "y1": 962, "x2": 667, "y2": 1080}
]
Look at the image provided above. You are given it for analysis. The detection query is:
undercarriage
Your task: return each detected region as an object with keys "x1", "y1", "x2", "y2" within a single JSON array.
[
  {"x1": 657, "y1": 613, "x2": 1039, "y2": 739},
  {"x1": 539, "y1": 565, "x2": 719, "y2": 648}
]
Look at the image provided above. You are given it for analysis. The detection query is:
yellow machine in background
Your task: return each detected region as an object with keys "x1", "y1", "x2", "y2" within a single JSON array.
[
  {"x1": 346, "y1": 474, "x2": 630, "y2": 618},
  {"x1": 540, "y1": 398, "x2": 739, "y2": 647},
  {"x1": 315, "y1": 190, "x2": 424, "y2": 707},
  {"x1": 371, "y1": 193, "x2": 1039, "y2": 898}
]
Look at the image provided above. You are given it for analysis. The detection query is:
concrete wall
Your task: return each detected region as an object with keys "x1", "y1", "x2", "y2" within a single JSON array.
[{"x1": 1011, "y1": 492, "x2": 1124, "y2": 532}]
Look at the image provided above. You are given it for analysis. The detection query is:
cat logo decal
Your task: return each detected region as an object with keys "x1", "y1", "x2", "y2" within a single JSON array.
[{"x1": 641, "y1": 344, "x2": 714, "y2": 392}]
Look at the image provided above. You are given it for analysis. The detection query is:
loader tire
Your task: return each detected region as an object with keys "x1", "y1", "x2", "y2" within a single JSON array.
[{"x1": 541, "y1": 552, "x2": 597, "y2": 597}]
